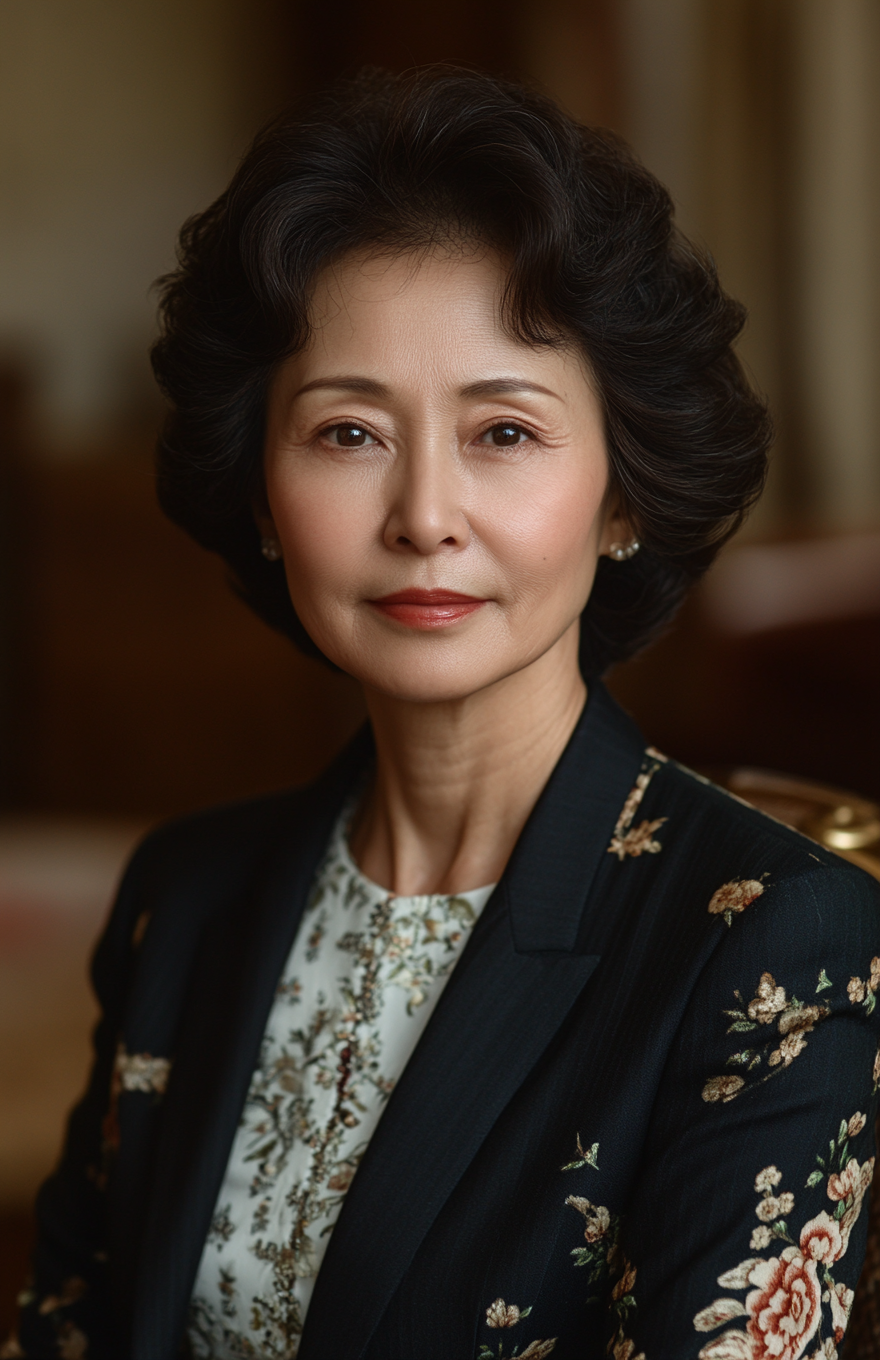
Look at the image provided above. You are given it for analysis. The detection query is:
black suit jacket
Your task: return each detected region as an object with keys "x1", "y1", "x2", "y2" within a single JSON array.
[{"x1": 14, "y1": 684, "x2": 880, "y2": 1360}]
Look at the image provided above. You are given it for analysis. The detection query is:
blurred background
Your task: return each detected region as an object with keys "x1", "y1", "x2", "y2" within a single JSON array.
[{"x1": 1, "y1": 0, "x2": 878, "y2": 1322}]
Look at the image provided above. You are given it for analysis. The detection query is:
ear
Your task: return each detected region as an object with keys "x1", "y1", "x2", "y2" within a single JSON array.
[
  {"x1": 252, "y1": 492, "x2": 283, "y2": 562},
  {"x1": 598, "y1": 490, "x2": 637, "y2": 559}
]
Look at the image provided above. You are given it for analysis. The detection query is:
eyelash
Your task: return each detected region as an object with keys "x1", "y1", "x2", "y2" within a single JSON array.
[{"x1": 317, "y1": 421, "x2": 537, "y2": 449}]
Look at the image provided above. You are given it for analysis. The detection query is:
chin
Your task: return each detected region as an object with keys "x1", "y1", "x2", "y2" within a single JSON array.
[{"x1": 329, "y1": 643, "x2": 514, "y2": 706}]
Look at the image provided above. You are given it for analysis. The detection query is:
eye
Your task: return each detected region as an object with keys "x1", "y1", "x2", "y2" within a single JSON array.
[
  {"x1": 324, "y1": 424, "x2": 378, "y2": 447},
  {"x1": 479, "y1": 423, "x2": 530, "y2": 447}
]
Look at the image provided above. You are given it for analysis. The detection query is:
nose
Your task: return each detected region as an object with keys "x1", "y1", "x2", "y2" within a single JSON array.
[{"x1": 382, "y1": 441, "x2": 471, "y2": 555}]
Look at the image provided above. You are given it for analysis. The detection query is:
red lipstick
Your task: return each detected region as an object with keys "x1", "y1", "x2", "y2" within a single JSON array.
[{"x1": 369, "y1": 588, "x2": 487, "y2": 629}]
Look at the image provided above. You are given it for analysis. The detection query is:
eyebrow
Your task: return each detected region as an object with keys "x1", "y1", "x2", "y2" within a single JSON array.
[
  {"x1": 459, "y1": 378, "x2": 562, "y2": 402},
  {"x1": 293, "y1": 376, "x2": 389, "y2": 400},
  {"x1": 292, "y1": 376, "x2": 563, "y2": 401}
]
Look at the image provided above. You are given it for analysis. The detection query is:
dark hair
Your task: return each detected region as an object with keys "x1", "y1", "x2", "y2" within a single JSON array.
[{"x1": 151, "y1": 66, "x2": 771, "y2": 676}]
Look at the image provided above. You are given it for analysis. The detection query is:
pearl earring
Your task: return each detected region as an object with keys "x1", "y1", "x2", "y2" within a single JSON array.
[
  {"x1": 260, "y1": 536, "x2": 282, "y2": 562},
  {"x1": 608, "y1": 540, "x2": 640, "y2": 562}
]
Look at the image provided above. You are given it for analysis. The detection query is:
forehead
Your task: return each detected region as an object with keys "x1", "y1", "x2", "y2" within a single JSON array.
[{"x1": 296, "y1": 246, "x2": 589, "y2": 392}]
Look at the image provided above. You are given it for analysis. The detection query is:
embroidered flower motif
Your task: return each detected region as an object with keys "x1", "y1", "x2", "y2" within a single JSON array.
[
  {"x1": 749, "y1": 976, "x2": 787, "y2": 1025},
  {"x1": 607, "y1": 1257, "x2": 644, "y2": 1360},
  {"x1": 826, "y1": 1156, "x2": 869, "y2": 1207},
  {"x1": 607, "y1": 755, "x2": 667, "y2": 860},
  {"x1": 717, "y1": 1259, "x2": 766, "y2": 1290},
  {"x1": 610, "y1": 818, "x2": 666, "y2": 861},
  {"x1": 846, "y1": 958, "x2": 880, "y2": 1016},
  {"x1": 756, "y1": 1192, "x2": 795, "y2": 1222},
  {"x1": 560, "y1": 1133, "x2": 599, "y2": 1172},
  {"x1": 745, "y1": 1248, "x2": 822, "y2": 1360},
  {"x1": 826, "y1": 1155, "x2": 874, "y2": 1256},
  {"x1": 478, "y1": 1302, "x2": 554, "y2": 1359},
  {"x1": 873, "y1": 1045, "x2": 880, "y2": 1090},
  {"x1": 565, "y1": 1196, "x2": 610, "y2": 1242},
  {"x1": 824, "y1": 1282, "x2": 854, "y2": 1343},
  {"x1": 612, "y1": 1261, "x2": 637, "y2": 1301},
  {"x1": 612, "y1": 1340, "x2": 645, "y2": 1360},
  {"x1": 114, "y1": 1044, "x2": 171, "y2": 1095},
  {"x1": 485, "y1": 1298, "x2": 527, "y2": 1328},
  {"x1": 799, "y1": 1213, "x2": 843, "y2": 1264},
  {"x1": 705, "y1": 977, "x2": 829, "y2": 1103},
  {"x1": 694, "y1": 1298, "x2": 749, "y2": 1331},
  {"x1": 695, "y1": 1116, "x2": 873, "y2": 1359},
  {"x1": 708, "y1": 879, "x2": 765, "y2": 927},
  {"x1": 702, "y1": 1075, "x2": 745, "y2": 1103},
  {"x1": 778, "y1": 1004, "x2": 825, "y2": 1038},
  {"x1": 770, "y1": 1033, "x2": 808, "y2": 1067},
  {"x1": 560, "y1": 1135, "x2": 645, "y2": 1358},
  {"x1": 767, "y1": 1001, "x2": 829, "y2": 1069}
]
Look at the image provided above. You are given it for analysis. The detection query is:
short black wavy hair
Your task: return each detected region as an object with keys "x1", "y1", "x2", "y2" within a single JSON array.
[{"x1": 151, "y1": 66, "x2": 771, "y2": 676}]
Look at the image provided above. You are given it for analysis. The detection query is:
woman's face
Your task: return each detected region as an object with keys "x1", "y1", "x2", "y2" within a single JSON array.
[{"x1": 261, "y1": 247, "x2": 627, "y2": 703}]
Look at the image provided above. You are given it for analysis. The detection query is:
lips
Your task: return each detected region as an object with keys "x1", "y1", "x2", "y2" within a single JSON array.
[{"x1": 369, "y1": 588, "x2": 487, "y2": 629}]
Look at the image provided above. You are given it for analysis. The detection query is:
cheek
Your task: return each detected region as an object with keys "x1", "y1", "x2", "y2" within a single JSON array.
[
  {"x1": 268, "y1": 467, "x2": 376, "y2": 597},
  {"x1": 487, "y1": 464, "x2": 606, "y2": 595}
]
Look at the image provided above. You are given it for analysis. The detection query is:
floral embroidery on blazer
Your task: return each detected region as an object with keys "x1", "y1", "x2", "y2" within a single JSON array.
[
  {"x1": 607, "y1": 752, "x2": 667, "y2": 861},
  {"x1": 1, "y1": 1278, "x2": 90, "y2": 1360},
  {"x1": 702, "y1": 971, "x2": 831, "y2": 1104},
  {"x1": 693, "y1": 1112, "x2": 875, "y2": 1359},
  {"x1": 708, "y1": 879, "x2": 766, "y2": 927},
  {"x1": 114, "y1": 1043, "x2": 171, "y2": 1095},
  {"x1": 559, "y1": 1136, "x2": 644, "y2": 1360},
  {"x1": 479, "y1": 1299, "x2": 557, "y2": 1358}
]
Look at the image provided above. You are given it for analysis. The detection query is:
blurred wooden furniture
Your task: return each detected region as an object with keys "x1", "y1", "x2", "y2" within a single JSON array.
[
  {"x1": 0, "y1": 401, "x2": 366, "y2": 818},
  {"x1": 721, "y1": 769, "x2": 880, "y2": 1359},
  {"x1": 608, "y1": 585, "x2": 880, "y2": 807}
]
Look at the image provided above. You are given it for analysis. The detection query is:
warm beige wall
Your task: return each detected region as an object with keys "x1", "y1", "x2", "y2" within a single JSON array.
[
  {"x1": 792, "y1": 0, "x2": 880, "y2": 527},
  {"x1": 0, "y1": 0, "x2": 290, "y2": 446},
  {"x1": 618, "y1": 0, "x2": 880, "y2": 534}
]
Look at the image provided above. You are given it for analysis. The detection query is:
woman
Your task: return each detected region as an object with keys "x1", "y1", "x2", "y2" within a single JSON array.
[{"x1": 10, "y1": 69, "x2": 880, "y2": 1360}]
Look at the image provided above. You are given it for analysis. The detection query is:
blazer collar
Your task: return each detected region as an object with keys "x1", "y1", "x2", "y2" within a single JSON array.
[
  {"x1": 129, "y1": 681, "x2": 645, "y2": 1359},
  {"x1": 503, "y1": 679, "x2": 647, "y2": 952}
]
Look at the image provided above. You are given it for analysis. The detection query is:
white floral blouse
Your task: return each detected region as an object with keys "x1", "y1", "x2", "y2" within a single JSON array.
[{"x1": 186, "y1": 806, "x2": 494, "y2": 1359}]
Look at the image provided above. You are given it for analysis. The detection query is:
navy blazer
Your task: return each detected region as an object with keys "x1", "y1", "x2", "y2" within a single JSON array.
[{"x1": 13, "y1": 683, "x2": 880, "y2": 1360}]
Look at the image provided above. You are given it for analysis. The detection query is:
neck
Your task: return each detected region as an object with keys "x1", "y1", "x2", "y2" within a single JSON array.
[{"x1": 349, "y1": 625, "x2": 587, "y2": 895}]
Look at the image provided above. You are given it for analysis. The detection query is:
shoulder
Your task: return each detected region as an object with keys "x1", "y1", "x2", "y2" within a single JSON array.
[
  {"x1": 611, "y1": 748, "x2": 880, "y2": 978},
  {"x1": 121, "y1": 718, "x2": 376, "y2": 899},
  {"x1": 89, "y1": 786, "x2": 313, "y2": 1004},
  {"x1": 645, "y1": 759, "x2": 880, "y2": 1029},
  {"x1": 648, "y1": 751, "x2": 880, "y2": 903},
  {"x1": 124, "y1": 784, "x2": 308, "y2": 897},
  {"x1": 626, "y1": 759, "x2": 880, "y2": 1107}
]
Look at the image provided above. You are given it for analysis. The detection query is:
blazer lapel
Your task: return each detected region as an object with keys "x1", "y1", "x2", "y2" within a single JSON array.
[
  {"x1": 128, "y1": 731, "x2": 373, "y2": 1360},
  {"x1": 300, "y1": 682, "x2": 646, "y2": 1360}
]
